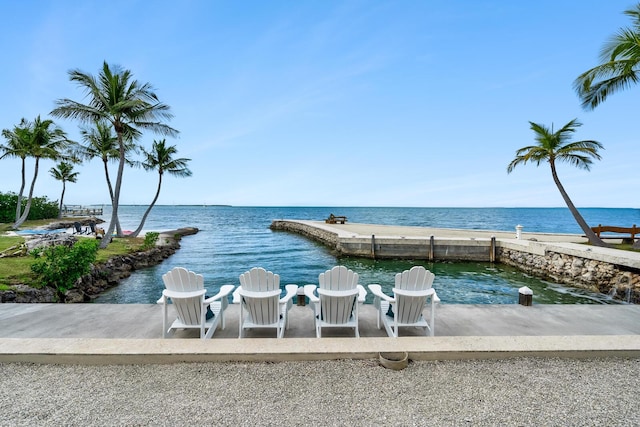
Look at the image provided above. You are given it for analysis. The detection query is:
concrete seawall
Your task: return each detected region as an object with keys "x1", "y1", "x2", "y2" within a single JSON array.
[
  {"x1": 271, "y1": 219, "x2": 498, "y2": 261},
  {"x1": 270, "y1": 220, "x2": 640, "y2": 302}
]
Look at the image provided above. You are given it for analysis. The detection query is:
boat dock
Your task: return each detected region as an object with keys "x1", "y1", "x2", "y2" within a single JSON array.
[
  {"x1": 61, "y1": 205, "x2": 104, "y2": 216},
  {"x1": 270, "y1": 219, "x2": 591, "y2": 260}
]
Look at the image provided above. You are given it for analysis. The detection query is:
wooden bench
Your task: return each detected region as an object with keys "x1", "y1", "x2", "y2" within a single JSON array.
[
  {"x1": 325, "y1": 214, "x2": 347, "y2": 224},
  {"x1": 590, "y1": 224, "x2": 639, "y2": 244}
]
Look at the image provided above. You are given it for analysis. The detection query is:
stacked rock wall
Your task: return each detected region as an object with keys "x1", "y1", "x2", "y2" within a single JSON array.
[{"x1": 498, "y1": 247, "x2": 640, "y2": 303}]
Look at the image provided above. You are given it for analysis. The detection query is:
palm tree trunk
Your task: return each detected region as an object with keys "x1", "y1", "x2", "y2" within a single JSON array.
[
  {"x1": 102, "y1": 159, "x2": 123, "y2": 236},
  {"x1": 129, "y1": 173, "x2": 162, "y2": 238},
  {"x1": 15, "y1": 158, "x2": 26, "y2": 221},
  {"x1": 58, "y1": 181, "x2": 66, "y2": 219},
  {"x1": 13, "y1": 157, "x2": 39, "y2": 229},
  {"x1": 550, "y1": 161, "x2": 607, "y2": 247},
  {"x1": 100, "y1": 137, "x2": 126, "y2": 249}
]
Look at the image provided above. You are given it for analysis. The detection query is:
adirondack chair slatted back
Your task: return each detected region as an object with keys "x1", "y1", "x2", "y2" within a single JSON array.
[
  {"x1": 239, "y1": 267, "x2": 281, "y2": 325},
  {"x1": 162, "y1": 267, "x2": 205, "y2": 326},
  {"x1": 393, "y1": 266, "x2": 435, "y2": 324},
  {"x1": 318, "y1": 266, "x2": 359, "y2": 324}
]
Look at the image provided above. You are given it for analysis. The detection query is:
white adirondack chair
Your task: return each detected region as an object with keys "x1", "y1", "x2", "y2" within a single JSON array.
[
  {"x1": 368, "y1": 266, "x2": 439, "y2": 337},
  {"x1": 232, "y1": 267, "x2": 298, "y2": 338},
  {"x1": 304, "y1": 265, "x2": 367, "y2": 337},
  {"x1": 158, "y1": 267, "x2": 234, "y2": 339}
]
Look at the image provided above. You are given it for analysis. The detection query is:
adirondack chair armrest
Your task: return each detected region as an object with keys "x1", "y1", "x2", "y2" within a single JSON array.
[
  {"x1": 204, "y1": 284, "x2": 235, "y2": 303},
  {"x1": 357, "y1": 284, "x2": 367, "y2": 303},
  {"x1": 433, "y1": 290, "x2": 441, "y2": 304},
  {"x1": 232, "y1": 287, "x2": 241, "y2": 304},
  {"x1": 280, "y1": 284, "x2": 298, "y2": 303},
  {"x1": 317, "y1": 288, "x2": 359, "y2": 297},
  {"x1": 304, "y1": 284, "x2": 319, "y2": 303},
  {"x1": 367, "y1": 284, "x2": 395, "y2": 303},
  {"x1": 162, "y1": 289, "x2": 206, "y2": 299},
  {"x1": 156, "y1": 296, "x2": 165, "y2": 304}
]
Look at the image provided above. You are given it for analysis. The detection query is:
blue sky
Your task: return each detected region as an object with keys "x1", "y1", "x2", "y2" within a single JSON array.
[{"x1": 0, "y1": 0, "x2": 638, "y2": 208}]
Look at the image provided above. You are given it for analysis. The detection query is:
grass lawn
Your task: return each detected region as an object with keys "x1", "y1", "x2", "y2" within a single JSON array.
[{"x1": 0, "y1": 219, "x2": 147, "y2": 287}]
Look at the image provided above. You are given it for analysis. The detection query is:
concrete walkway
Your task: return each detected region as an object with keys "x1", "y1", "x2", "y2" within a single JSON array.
[{"x1": 2, "y1": 302, "x2": 640, "y2": 364}]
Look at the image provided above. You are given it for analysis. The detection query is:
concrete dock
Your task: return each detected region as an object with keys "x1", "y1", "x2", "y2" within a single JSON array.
[{"x1": 2, "y1": 303, "x2": 640, "y2": 364}]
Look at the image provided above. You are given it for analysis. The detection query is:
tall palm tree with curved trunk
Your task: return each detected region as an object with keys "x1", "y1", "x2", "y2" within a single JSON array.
[
  {"x1": 1, "y1": 118, "x2": 31, "y2": 222},
  {"x1": 11, "y1": 116, "x2": 70, "y2": 228},
  {"x1": 51, "y1": 61, "x2": 178, "y2": 248},
  {"x1": 50, "y1": 162, "x2": 79, "y2": 218},
  {"x1": 79, "y1": 121, "x2": 137, "y2": 236},
  {"x1": 574, "y1": 3, "x2": 640, "y2": 109},
  {"x1": 507, "y1": 119, "x2": 607, "y2": 247},
  {"x1": 129, "y1": 139, "x2": 192, "y2": 238},
  {"x1": 574, "y1": 3, "x2": 640, "y2": 248}
]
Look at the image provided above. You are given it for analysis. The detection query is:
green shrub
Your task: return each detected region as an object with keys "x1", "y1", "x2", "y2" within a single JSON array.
[
  {"x1": 0, "y1": 192, "x2": 59, "y2": 223},
  {"x1": 142, "y1": 232, "x2": 159, "y2": 250},
  {"x1": 31, "y1": 239, "x2": 99, "y2": 293}
]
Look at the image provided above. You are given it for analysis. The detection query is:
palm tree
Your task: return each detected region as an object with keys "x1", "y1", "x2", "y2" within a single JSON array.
[
  {"x1": 13, "y1": 116, "x2": 70, "y2": 228},
  {"x1": 507, "y1": 119, "x2": 607, "y2": 247},
  {"x1": 129, "y1": 139, "x2": 192, "y2": 237},
  {"x1": 79, "y1": 121, "x2": 137, "y2": 236},
  {"x1": 50, "y1": 162, "x2": 79, "y2": 218},
  {"x1": 51, "y1": 61, "x2": 178, "y2": 248},
  {"x1": 574, "y1": 3, "x2": 640, "y2": 109},
  {"x1": 1, "y1": 118, "x2": 31, "y2": 221}
]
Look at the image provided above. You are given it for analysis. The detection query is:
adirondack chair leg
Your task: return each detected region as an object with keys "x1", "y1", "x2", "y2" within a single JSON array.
[
  {"x1": 200, "y1": 300, "x2": 206, "y2": 339},
  {"x1": 354, "y1": 301, "x2": 360, "y2": 338},
  {"x1": 278, "y1": 323, "x2": 284, "y2": 339},
  {"x1": 429, "y1": 298, "x2": 436, "y2": 337},
  {"x1": 204, "y1": 318, "x2": 216, "y2": 339},
  {"x1": 163, "y1": 298, "x2": 169, "y2": 338},
  {"x1": 239, "y1": 302, "x2": 244, "y2": 338},
  {"x1": 220, "y1": 301, "x2": 226, "y2": 330},
  {"x1": 393, "y1": 309, "x2": 399, "y2": 338},
  {"x1": 286, "y1": 300, "x2": 291, "y2": 329}
]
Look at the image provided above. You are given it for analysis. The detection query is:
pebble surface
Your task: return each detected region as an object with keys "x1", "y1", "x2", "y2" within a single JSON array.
[{"x1": 1, "y1": 357, "x2": 639, "y2": 426}]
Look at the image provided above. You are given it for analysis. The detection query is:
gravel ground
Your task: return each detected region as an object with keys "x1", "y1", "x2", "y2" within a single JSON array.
[{"x1": 1, "y1": 357, "x2": 639, "y2": 426}]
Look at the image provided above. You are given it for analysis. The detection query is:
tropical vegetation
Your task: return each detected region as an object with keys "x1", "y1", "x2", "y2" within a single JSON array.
[
  {"x1": 49, "y1": 162, "x2": 79, "y2": 218},
  {"x1": 574, "y1": 2, "x2": 640, "y2": 109},
  {"x1": 31, "y1": 238, "x2": 99, "y2": 296},
  {"x1": 0, "y1": 60, "x2": 187, "y2": 298},
  {"x1": 0, "y1": 116, "x2": 72, "y2": 228},
  {"x1": 51, "y1": 61, "x2": 179, "y2": 248},
  {"x1": 574, "y1": 2, "x2": 640, "y2": 247},
  {"x1": 0, "y1": 192, "x2": 58, "y2": 223},
  {"x1": 507, "y1": 119, "x2": 607, "y2": 247},
  {"x1": 78, "y1": 120, "x2": 134, "y2": 236},
  {"x1": 129, "y1": 139, "x2": 191, "y2": 237},
  {"x1": 0, "y1": 220, "x2": 152, "y2": 295}
]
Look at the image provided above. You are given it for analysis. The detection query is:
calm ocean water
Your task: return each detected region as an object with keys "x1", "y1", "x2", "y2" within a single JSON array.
[{"x1": 94, "y1": 206, "x2": 639, "y2": 305}]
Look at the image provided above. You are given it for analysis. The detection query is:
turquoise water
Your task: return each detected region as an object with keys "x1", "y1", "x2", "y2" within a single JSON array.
[{"x1": 94, "y1": 206, "x2": 639, "y2": 304}]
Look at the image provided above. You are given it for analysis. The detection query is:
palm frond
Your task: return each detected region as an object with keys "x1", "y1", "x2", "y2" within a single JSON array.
[{"x1": 575, "y1": 3, "x2": 640, "y2": 110}]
